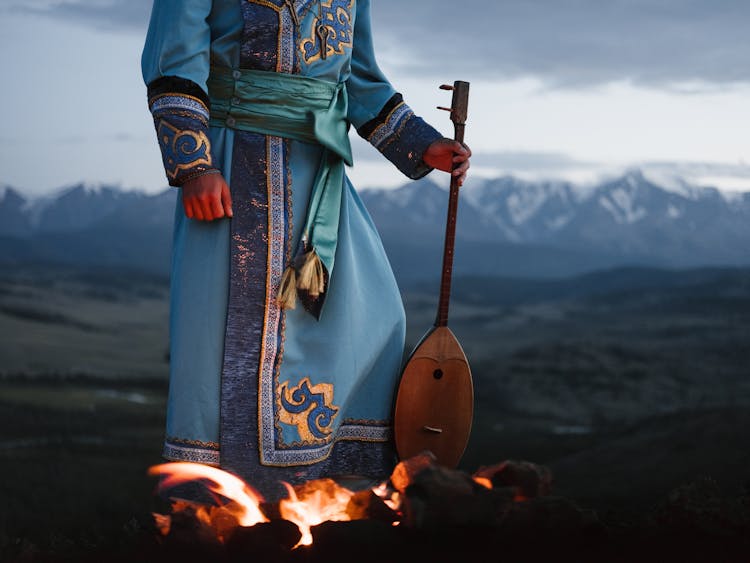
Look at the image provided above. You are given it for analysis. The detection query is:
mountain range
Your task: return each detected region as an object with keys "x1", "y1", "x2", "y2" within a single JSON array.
[
  {"x1": 1, "y1": 170, "x2": 748, "y2": 281},
  {"x1": 363, "y1": 170, "x2": 749, "y2": 280}
]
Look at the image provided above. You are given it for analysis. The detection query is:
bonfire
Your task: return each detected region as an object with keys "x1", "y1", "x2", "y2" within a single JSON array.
[{"x1": 147, "y1": 453, "x2": 586, "y2": 560}]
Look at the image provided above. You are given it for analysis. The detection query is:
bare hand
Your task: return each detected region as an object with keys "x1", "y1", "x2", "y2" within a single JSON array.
[
  {"x1": 422, "y1": 138, "x2": 472, "y2": 186},
  {"x1": 181, "y1": 173, "x2": 233, "y2": 221}
]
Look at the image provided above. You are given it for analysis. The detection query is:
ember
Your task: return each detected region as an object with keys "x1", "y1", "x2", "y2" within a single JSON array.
[
  {"x1": 148, "y1": 454, "x2": 557, "y2": 553},
  {"x1": 149, "y1": 464, "x2": 376, "y2": 550},
  {"x1": 148, "y1": 462, "x2": 267, "y2": 532},
  {"x1": 278, "y1": 478, "x2": 354, "y2": 547}
]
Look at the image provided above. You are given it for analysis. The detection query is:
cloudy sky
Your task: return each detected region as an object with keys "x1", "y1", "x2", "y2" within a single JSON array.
[{"x1": 1, "y1": 0, "x2": 749, "y2": 195}]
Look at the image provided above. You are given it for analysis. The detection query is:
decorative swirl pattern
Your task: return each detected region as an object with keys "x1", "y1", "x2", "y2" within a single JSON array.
[
  {"x1": 157, "y1": 120, "x2": 213, "y2": 182},
  {"x1": 300, "y1": 0, "x2": 353, "y2": 64},
  {"x1": 278, "y1": 377, "x2": 339, "y2": 442},
  {"x1": 149, "y1": 92, "x2": 216, "y2": 186}
]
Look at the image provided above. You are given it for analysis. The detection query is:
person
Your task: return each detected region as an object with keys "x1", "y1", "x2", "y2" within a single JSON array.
[{"x1": 142, "y1": 0, "x2": 470, "y2": 500}]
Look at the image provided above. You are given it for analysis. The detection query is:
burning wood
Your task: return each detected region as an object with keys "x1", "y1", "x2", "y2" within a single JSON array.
[
  {"x1": 278, "y1": 478, "x2": 355, "y2": 547},
  {"x1": 148, "y1": 462, "x2": 267, "y2": 529},
  {"x1": 389, "y1": 451, "x2": 437, "y2": 493},
  {"x1": 147, "y1": 455, "x2": 599, "y2": 560},
  {"x1": 473, "y1": 460, "x2": 553, "y2": 501}
]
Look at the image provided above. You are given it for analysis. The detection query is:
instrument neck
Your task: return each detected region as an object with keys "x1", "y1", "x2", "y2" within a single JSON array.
[{"x1": 435, "y1": 122, "x2": 465, "y2": 328}]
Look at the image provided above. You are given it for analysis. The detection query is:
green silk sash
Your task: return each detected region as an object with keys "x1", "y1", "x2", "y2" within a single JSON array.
[{"x1": 208, "y1": 67, "x2": 353, "y2": 318}]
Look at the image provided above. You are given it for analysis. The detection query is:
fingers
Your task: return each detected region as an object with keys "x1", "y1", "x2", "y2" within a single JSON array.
[
  {"x1": 181, "y1": 173, "x2": 233, "y2": 222},
  {"x1": 183, "y1": 196, "x2": 194, "y2": 219},
  {"x1": 208, "y1": 191, "x2": 224, "y2": 220},
  {"x1": 453, "y1": 164, "x2": 469, "y2": 186},
  {"x1": 452, "y1": 158, "x2": 470, "y2": 178},
  {"x1": 192, "y1": 201, "x2": 206, "y2": 221},
  {"x1": 221, "y1": 182, "x2": 233, "y2": 218},
  {"x1": 198, "y1": 193, "x2": 222, "y2": 221},
  {"x1": 182, "y1": 195, "x2": 210, "y2": 221},
  {"x1": 451, "y1": 142, "x2": 471, "y2": 186},
  {"x1": 452, "y1": 142, "x2": 471, "y2": 162},
  {"x1": 456, "y1": 141, "x2": 471, "y2": 156}
]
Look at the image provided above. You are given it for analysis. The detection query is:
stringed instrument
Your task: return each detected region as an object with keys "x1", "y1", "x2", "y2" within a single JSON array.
[{"x1": 393, "y1": 81, "x2": 474, "y2": 468}]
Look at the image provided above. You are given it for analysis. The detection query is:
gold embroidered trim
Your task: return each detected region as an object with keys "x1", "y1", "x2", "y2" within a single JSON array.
[
  {"x1": 165, "y1": 436, "x2": 220, "y2": 449},
  {"x1": 157, "y1": 120, "x2": 213, "y2": 180},
  {"x1": 278, "y1": 377, "x2": 339, "y2": 443},
  {"x1": 248, "y1": 0, "x2": 283, "y2": 12},
  {"x1": 148, "y1": 92, "x2": 209, "y2": 112},
  {"x1": 343, "y1": 418, "x2": 389, "y2": 426},
  {"x1": 299, "y1": 0, "x2": 354, "y2": 64}
]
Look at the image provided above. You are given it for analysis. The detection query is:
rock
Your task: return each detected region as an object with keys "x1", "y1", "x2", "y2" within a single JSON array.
[
  {"x1": 402, "y1": 464, "x2": 498, "y2": 529},
  {"x1": 474, "y1": 460, "x2": 552, "y2": 499},
  {"x1": 390, "y1": 452, "x2": 437, "y2": 493}
]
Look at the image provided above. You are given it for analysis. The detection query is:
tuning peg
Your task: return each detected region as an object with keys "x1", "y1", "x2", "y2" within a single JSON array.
[
  {"x1": 437, "y1": 106, "x2": 453, "y2": 112},
  {"x1": 439, "y1": 84, "x2": 454, "y2": 91}
]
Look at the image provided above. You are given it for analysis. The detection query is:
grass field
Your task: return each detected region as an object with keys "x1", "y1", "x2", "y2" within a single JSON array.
[
  {"x1": 0, "y1": 269, "x2": 169, "y2": 379},
  {"x1": 1, "y1": 266, "x2": 749, "y2": 559},
  {"x1": 0, "y1": 376, "x2": 166, "y2": 560}
]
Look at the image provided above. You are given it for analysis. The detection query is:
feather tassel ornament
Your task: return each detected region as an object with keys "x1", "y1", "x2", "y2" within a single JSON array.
[
  {"x1": 276, "y1": 264, "x2": 298, "y2": 309},
  {"x1": 296, "y1": 248, "x2": 325, "y2": 298}
]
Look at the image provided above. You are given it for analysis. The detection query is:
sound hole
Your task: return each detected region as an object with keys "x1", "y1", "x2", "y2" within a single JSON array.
[{"x1": 433, "y1": 369, "x2": 444, "y2": 380}]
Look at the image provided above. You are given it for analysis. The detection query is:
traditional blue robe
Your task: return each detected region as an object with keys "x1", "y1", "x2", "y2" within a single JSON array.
[{"x1": 142, "y1": 0, "x2": 442, "y2": 499}]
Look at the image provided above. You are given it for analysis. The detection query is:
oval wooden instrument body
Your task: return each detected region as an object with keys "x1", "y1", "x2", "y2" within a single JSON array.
[{"x1": 394, "y1": 326, "x2": 474, "y2": 468}]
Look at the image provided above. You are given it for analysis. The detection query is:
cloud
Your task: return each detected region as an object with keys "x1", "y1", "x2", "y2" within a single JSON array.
[
  {"x1": 8, "y1": 0, "x2": 150, "y2": 31},
  {"x1": 11, "y1": 1, "x2": 749, "y2": 89},
  {"x1": 55, "y1": 132, "x2": 150, "y2": 144},
  {"x1": 469, "y1": 150, "x2": 593, "y2": 172},
  {"x1": 371, "y1": 0, "x2": 750, "y2": 88},
  {"x1": 471, "y1": 153, "x2": 750, "y2": 181},
  {"x1": 639, "y1": 160, "x2": 750, "y2": 180},
  {"x1": 635, "y1": 161, "x2": 750, "y2": 194},
  {"x1": 436, "y1": 150, "x2": 750, "y2": 192}
]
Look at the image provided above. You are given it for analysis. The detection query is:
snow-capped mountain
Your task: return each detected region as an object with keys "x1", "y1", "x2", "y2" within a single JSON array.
[
  {"x1": 1, "y1": 172, "x2": 748, "y2": 278},
  {"x1": 360, "y1": 170, "x2": 750, "y2": 274},
  {"x1": 1, "y1": 183, "x2": 176, "y2": 237},
  {"x1": 0, "y1": 184, "x2": 176, "y2": 274}
]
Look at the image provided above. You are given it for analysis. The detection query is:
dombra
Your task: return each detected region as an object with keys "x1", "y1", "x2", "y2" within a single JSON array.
[{"x1": 394, "y1": 81, "x2": 474, "y2": 468}]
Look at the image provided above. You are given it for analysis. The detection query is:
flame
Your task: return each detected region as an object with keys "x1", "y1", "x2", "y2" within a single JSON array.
[
  {"x1": 148, "y1": 462, "x2": 268, "y2": 528},
  {"x1": 152, "y1": 511, "x2": 171, "y2": 536},
  {"x1": 472, "y1": 474, "x2": 528, "y2": 500},
  {"x1": 149, "y1": 464, "x2": 399, "y2": 548},
  {"x1": 473, "y1": 477, "x2": 493, "y2": 490},
  {"x1": 148, "y1": 457, "x2": 540, "y2": 550},
  {"x1": 278, "y1": 479, "x2": 355, "y2": 547},
  {"x1": 372, "y1": 482, "x2": 402, "y2": 512}
]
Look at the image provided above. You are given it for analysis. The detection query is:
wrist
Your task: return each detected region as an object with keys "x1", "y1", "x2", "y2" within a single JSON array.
[
  {"x1": 176, "y1": 168, "x2": 221, "y2": 188},
  {"x1": 148, "y1": 90, "x2": 216, "y2": 187}
]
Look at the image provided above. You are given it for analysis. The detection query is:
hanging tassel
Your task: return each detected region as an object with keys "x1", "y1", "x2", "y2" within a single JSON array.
[
  {"x1": 276, "y1": 264, "x2": 298, "y2": 309},
  {"x1": 296, "y1": 248, "x2": 325, "y2": 298}
]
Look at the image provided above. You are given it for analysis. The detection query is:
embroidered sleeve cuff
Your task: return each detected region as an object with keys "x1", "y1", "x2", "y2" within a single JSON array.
[
  {"x1": 357, "y1": 94, "x2": 443, "y2": 180},
  {"x1": 148, "y1": 81, "x2": 217, "y2": 187}
]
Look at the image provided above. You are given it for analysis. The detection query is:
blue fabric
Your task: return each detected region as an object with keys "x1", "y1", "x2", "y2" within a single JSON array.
[
  {"x1": 208, "y1": 67, "x2": 353, "y2": 164},
  {"x1": 208, "y1": 66, "x2": 353, "y2": 305},
  {"x1": 163, "y1": 126, "x2": 233, "y2": 456},
  {"x1": 143, "y1": 0, "x2": 442, "y2": 500},
  {"x1": 149, "y1": 93, "x2": 219, "y2": 186}
]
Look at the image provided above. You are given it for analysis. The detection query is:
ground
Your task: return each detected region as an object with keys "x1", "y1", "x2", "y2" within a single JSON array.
[{"x1": 1, "y1": 267, "x2": 748, "y2": 560}]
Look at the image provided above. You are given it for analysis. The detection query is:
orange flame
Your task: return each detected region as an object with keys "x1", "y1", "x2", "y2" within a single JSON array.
[
  {"x1": 149, "y1": 457, "x2": 535, "y2": 549},
  {"x1": 473, "y1": 477, "x2": 493, "y2": 490},
  {"x1": 148, "y1": 462, "x2": 268, "y2": 528},
  {"x1": 372, "y1": 482, "x2": 402, "y2": 512},
  {"x1": 279, "y1": 479, "x2": 355, "y2": 547},
  {"x1": 149, "y1": 464, "x2": 376, "y2": 548}
]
